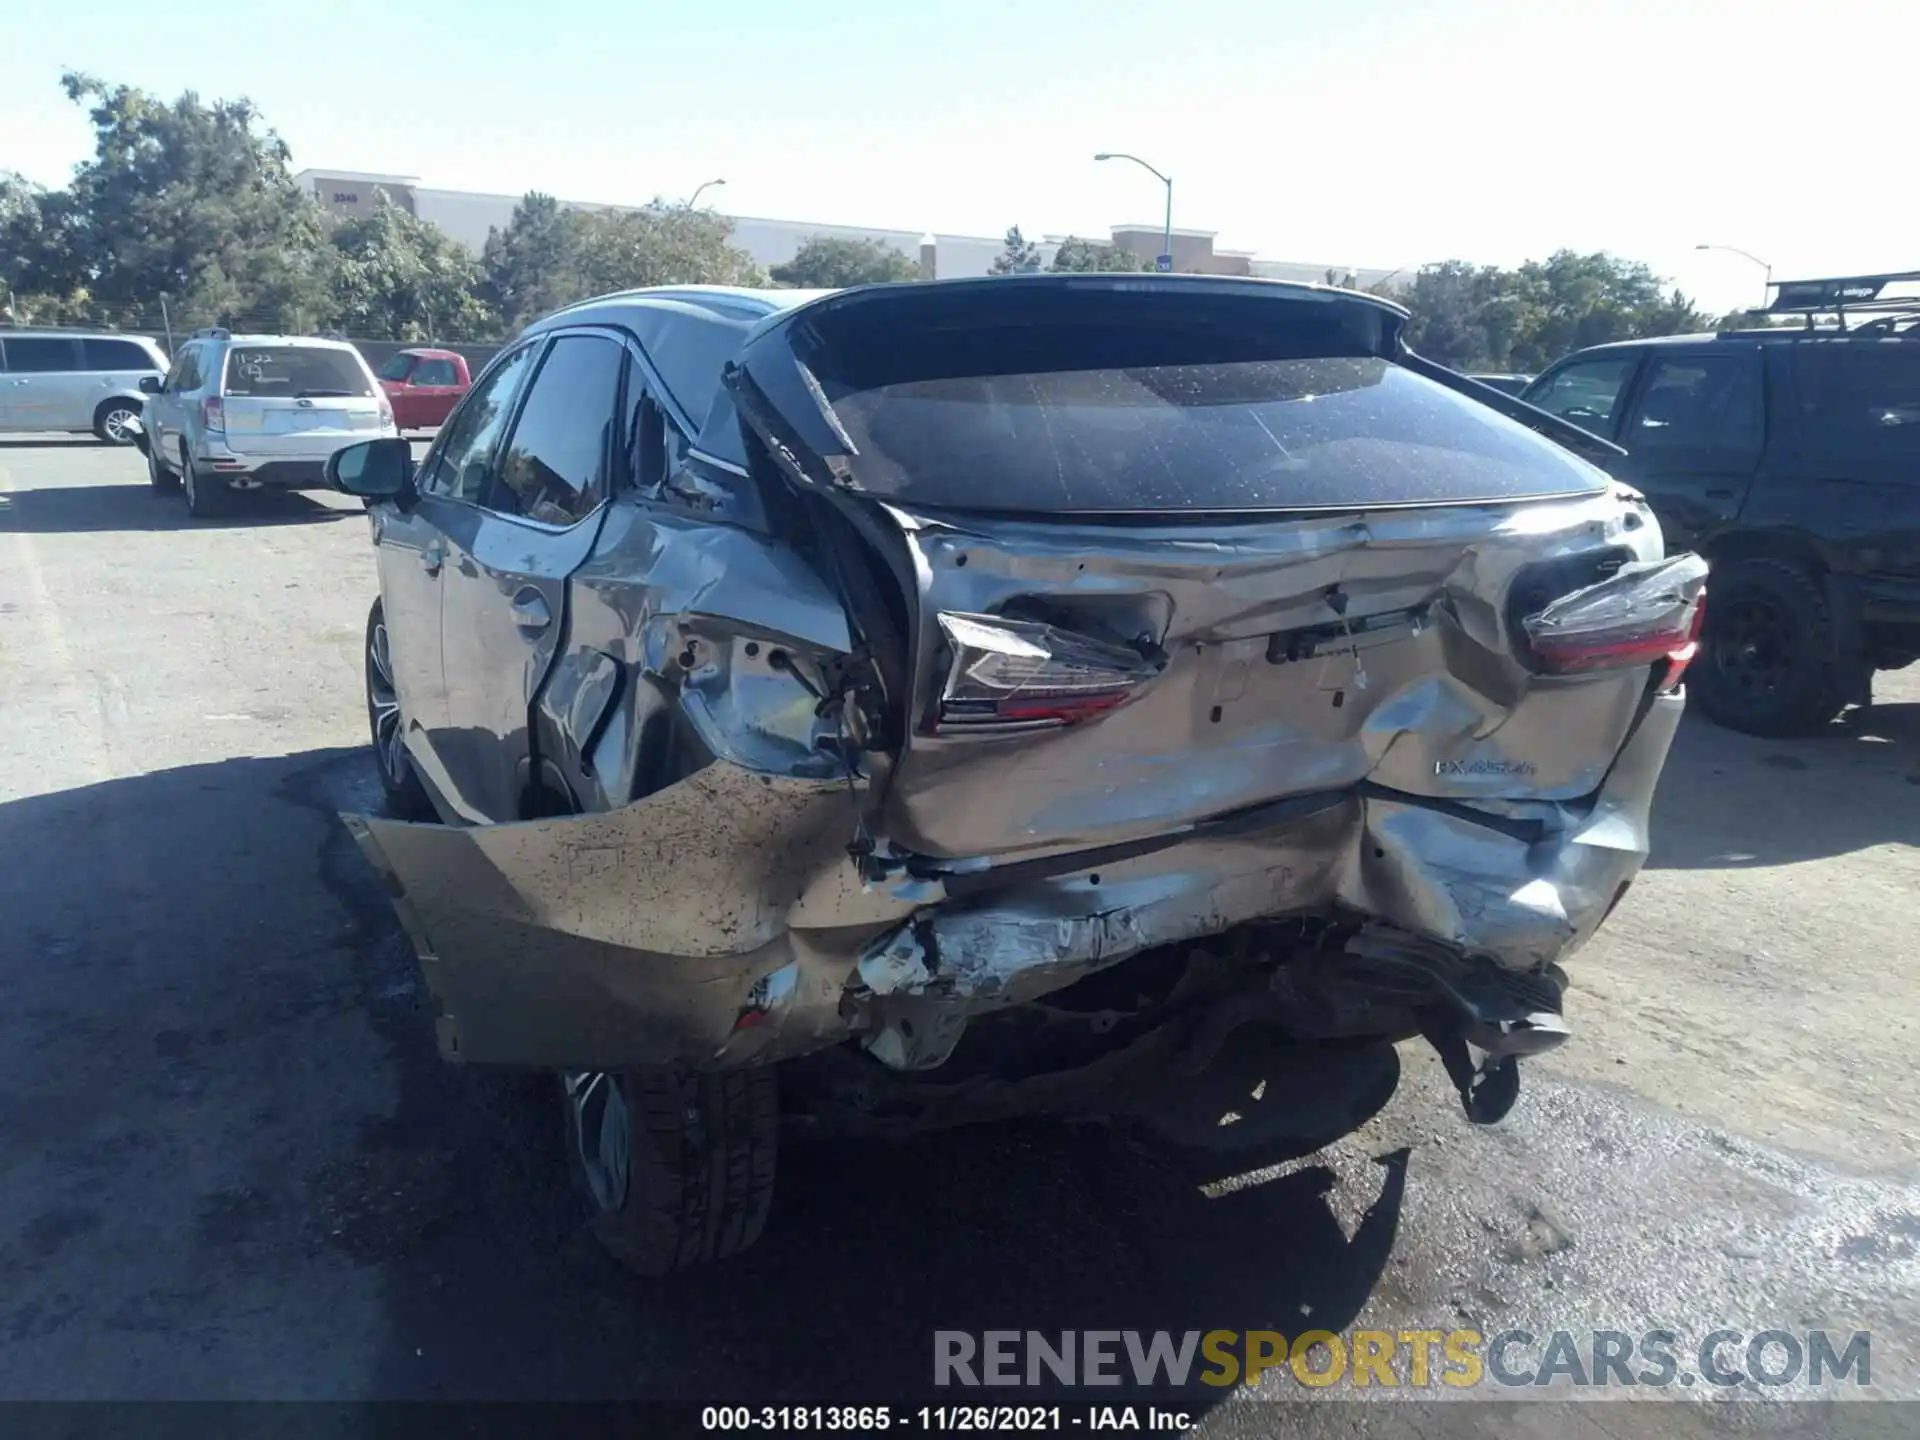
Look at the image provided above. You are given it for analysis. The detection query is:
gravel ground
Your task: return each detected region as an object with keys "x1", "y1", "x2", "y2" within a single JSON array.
[{"x1": 1, "y1": 437, "x2": 1914, "y2": 1435}]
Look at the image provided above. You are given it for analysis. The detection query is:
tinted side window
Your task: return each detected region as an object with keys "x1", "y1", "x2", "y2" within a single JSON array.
[
  {"x1": 173, "y1": 346, "x2": 205, "y2": 391},
  {"x1": 5, "y1": 337, "x2": 83, "y2": 373},
  {"x1": 1627, "y1": 354, "x2": 1762, "y2": 454},
  {"x1": 624, "y1": 354, "x2": 669, "y2": 495},
  {"x1": 1794, "y1": 344, "x2": 1920, "y2": 459},
  {"x1": 414, "y1": 358, "x2": 459, "y2": 386},
  {"x1": 491, "y1": 334, "x2": 623, "y2": 524},
  {"x1": 418, "y1": 343, "x2": 536, "y2": 502},
  {"x1": 82, "y1": 338, "x2": 156, "y2": 371},
  {"x1": 1525, "y1": 357, "x2": 1638, "y2": 434},
  {"x1": 377, "y1": 353, "x2": 415, "y2": 381}
]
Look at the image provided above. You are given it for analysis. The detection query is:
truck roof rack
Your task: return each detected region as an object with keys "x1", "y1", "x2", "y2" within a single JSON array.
[
  {"x1": 1765, "y1": 271, "x2": 1920, "y2": 334},
  {"x1": 189, "y1": 327, "x2": 232, "y2": 340}
]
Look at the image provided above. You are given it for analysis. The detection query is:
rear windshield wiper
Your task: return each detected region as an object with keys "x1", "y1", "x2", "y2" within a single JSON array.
[{"x1": 295, "y1": 388, "x2": 356, "y2": 399}]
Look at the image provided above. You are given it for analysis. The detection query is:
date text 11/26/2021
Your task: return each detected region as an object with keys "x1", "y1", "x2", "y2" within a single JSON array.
[{"x1": 702, "y1": 1406, "x2": 1190, "y2": 1431}]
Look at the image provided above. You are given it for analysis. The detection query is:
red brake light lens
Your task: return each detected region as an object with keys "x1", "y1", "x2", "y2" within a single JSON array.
[
  {"x1": 929, "y1": 612, "x2": 1164, "y2": 735},
  {"x1": 201, "y1": 396, "x2": 225, "y2": 432},
  {"x1": 1522, "y1": 553, "x2": 1708, "y2": 691}
]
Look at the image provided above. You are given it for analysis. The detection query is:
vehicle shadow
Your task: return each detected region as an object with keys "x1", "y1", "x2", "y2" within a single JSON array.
[
  {"x1": 1644, "y1": 700, "x2": 1920, "y2": 870},
  {"x1": 0, "y1": 437, "x2": 129, "y2": 449},
  {"x1": 0, "y1": 747, "x2": 1407, "y2": 1411},
  {"x1": 0, "y1": 482, "x2": 355, "y2": 533}
]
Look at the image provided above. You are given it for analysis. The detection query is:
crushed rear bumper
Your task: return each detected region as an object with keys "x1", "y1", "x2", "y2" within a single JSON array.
[{"x1": 342, "y1": 690, "x2": 1680, "y2": 1075}]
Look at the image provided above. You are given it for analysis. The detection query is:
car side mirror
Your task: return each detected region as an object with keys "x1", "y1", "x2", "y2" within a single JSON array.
[
  {"x1": 138, "y1": 375, "x2": 162, "y2": 394},
  {"x1": 328, "y1": 437, "x2": 416, "y2": 506}
]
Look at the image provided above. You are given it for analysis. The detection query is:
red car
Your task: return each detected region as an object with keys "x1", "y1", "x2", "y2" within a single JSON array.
[{"x1": 375, "y1": 348, "x2": 471, "y2": 431}]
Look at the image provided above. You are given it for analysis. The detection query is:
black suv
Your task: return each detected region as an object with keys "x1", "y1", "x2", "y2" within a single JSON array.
[{"x1": 1518, "y1": 271, "x2": 1920, "y2": 736}]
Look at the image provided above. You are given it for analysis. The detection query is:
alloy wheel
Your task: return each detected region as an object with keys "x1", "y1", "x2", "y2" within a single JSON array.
[
  {"x1": 1711, "y1": 595, "x2": 1795, "y2": 699},
  {"x1": 562, "y1": 1071, "x2": 631, "y2": 1212},
  {"x1": 366, "y1": 620, "x2": 410, "y2": 788},
  {"x1": 101, "y1": 406, "x2": 140, "y2": 444}
]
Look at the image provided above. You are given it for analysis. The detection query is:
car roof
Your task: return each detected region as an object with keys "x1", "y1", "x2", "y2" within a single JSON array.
[
  {"x1": 396, "y1": 346, "x2": 462, "y2": 358},
  {"x1": 0, "y1": 328, "x2": 163, "y2": 343},
  {"x1": 202, "y1": 333, "x2": 361, "y2": 348},
  {"x1": 528, "y1": 284, "x2": 836, "y2": 335},
  {"x1": 1555, "y1": 324, "x2": 1920, "y2": 365}
]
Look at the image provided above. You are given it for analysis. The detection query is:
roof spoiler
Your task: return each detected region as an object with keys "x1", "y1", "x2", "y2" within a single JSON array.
[{"x1": 1398, "y1": 351, "x2": 1627, "y2": 467}]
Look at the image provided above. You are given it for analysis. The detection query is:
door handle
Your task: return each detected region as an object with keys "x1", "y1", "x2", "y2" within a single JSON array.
[
  {"x1": 511, "y1": 590, "x2": 552, "y2": 632},
  {"x1": 422, "y1": 543, "x2": 445, "y2": 576}
]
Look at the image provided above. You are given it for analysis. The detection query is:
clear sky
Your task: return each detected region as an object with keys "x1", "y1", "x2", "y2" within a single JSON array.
[{"x1": 3, "y1": 0, "x2": 1912, "y2": 315}]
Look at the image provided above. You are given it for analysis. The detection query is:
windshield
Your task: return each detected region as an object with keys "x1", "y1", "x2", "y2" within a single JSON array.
[
  {"x1": 223, "y1": 346, "x2": 375, "y2": 398},
  {"x1": 823, "y1": 356, "x2": 1607, "y2": 513}
]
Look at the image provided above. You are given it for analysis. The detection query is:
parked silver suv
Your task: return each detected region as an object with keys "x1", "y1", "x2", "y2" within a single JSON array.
[
  {"x1": 137, "y1": 330, "x2": 396, "y2": 516},
  {"x1": 0, "y1": 329, "x2": 167, "y2": 444}
]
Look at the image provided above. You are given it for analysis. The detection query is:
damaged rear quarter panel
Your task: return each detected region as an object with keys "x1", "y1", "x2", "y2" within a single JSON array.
[
  {"x1": 343, "y1": 761, "x2": 903, "y2": 1069},
  {"x1": 536, "y1": 495, "x2": 854, "y2": 814}
]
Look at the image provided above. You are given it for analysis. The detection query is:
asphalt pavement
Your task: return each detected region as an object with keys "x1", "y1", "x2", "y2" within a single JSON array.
[{"x1": 1, "y1": 437, "x2": 1915, "y2": 1435}]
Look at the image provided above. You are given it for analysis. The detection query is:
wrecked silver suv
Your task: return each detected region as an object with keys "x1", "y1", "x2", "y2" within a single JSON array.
[{"x1": 325, "y1": 276, "x2": 1706, "y2": 1275}]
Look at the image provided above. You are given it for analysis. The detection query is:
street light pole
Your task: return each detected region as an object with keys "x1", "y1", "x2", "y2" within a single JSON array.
[
  {"x1": 1695, "y1": 243, "x2": 1773, "y2": 306},
  {"x1": 689, "y1": 178, "x2": 726, "y2": 210},
  {"x1": 1095, "y1": 152, "x2": 1173, "y2": 270}
]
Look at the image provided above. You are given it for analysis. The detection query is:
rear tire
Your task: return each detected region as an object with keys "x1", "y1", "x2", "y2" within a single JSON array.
[
  {"x1": 95, "y1": 399, "x2": 143, "y2": 446},
  {"x1": 561, "y1": 1067, "x2": 779, "y2": 1276},
  {"x1": 147, "y1": 437, "x2": 180, "y2": 493},
  {"x1": 1689, "y1": 558, "x2": 1846, "y2": 736},
  {"x1": 182, "y1": 451, "x2": 230, "y2": 518}
]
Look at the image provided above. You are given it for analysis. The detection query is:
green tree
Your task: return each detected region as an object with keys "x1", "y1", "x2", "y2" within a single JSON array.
[
  {"x1": 771, "y1": 235, "x2": 919, "y2": 287},
  {"x1": 482, "y1": 195, "x2": 765, "y2": 329},
  {"x1": 1049, "y1": 236, "x2": 1145, "y2": 273},
  {"x1": 1393, "y1": 251, "x2": 1711, "y2": 372},
  {"x1": 988, "y1": 225, "x2": 1042, "y2": 275},
  {"x1": 569, "y1": 203, "x2": 765, "y2": 295},
  {"x1": 326, "y1": 192, "x2": 498, "y2": 340},
  {"x1": 1506, "y1": 251, "x2": 1708, "y2": 371},
  {"x1": 480, "y1": 192, "x2": 583, "y2": 331},
  {"x1": 0, "y1": 172, "x2": 84, "y2": 322},
  {"x1": 20, "y1": 72, "x2": 332, "y2": 327}
]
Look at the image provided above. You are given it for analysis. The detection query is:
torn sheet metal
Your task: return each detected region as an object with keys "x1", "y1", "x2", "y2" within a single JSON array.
[
  {"x1": 347, "y1": 688, "x2": 1679, "y2": 1072},
  {"x1": 344, "y1": 761, "x2": 908, "y2": 1070}
]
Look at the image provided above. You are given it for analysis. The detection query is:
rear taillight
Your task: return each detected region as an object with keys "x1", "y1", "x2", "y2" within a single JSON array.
[
  {"x1": 201, "y1": 396, "x2": 224, "y2": 432},
  {"x1": 379, "y1": 399, "x2": 395, "y2": 429},
  {"x1": 928, "y1": 612, "x2": 1164, "y2": 735},
  {"x1": 1522, "y1": 553, "x2": 1708, "y2": 692}
]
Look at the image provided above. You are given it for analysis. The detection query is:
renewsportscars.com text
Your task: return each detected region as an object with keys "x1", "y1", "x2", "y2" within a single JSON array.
[{"x1": 934, "y1": 1328, "x2": 1872, "y2": 1391}]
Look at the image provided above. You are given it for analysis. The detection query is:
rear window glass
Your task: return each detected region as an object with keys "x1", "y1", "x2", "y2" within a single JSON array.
[
  {"x1": 82, "y1": 338, "x2": 157, "y2": 370},
  {"x1": 223, "y1": 346, "x2": 374, "y2": 398},
  {"x1": 824, "y1": 357, "x2": 1607, "y2": 513},
  {"x1": 1793, "y1": 343, "x2": 1920, "y2": 456},
  {"x1": 623, "y1": 306, "x2": 753, "y2": 422}
]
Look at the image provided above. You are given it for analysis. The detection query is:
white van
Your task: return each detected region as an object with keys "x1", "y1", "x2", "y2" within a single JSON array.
[{"x1": 0, "y1": 330, "x2": 169, "y2": 443}]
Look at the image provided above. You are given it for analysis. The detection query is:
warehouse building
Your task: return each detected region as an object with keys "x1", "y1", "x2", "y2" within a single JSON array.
[{"x1": 292, "y1": 168, "x2": 1406, "y2": 287}]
